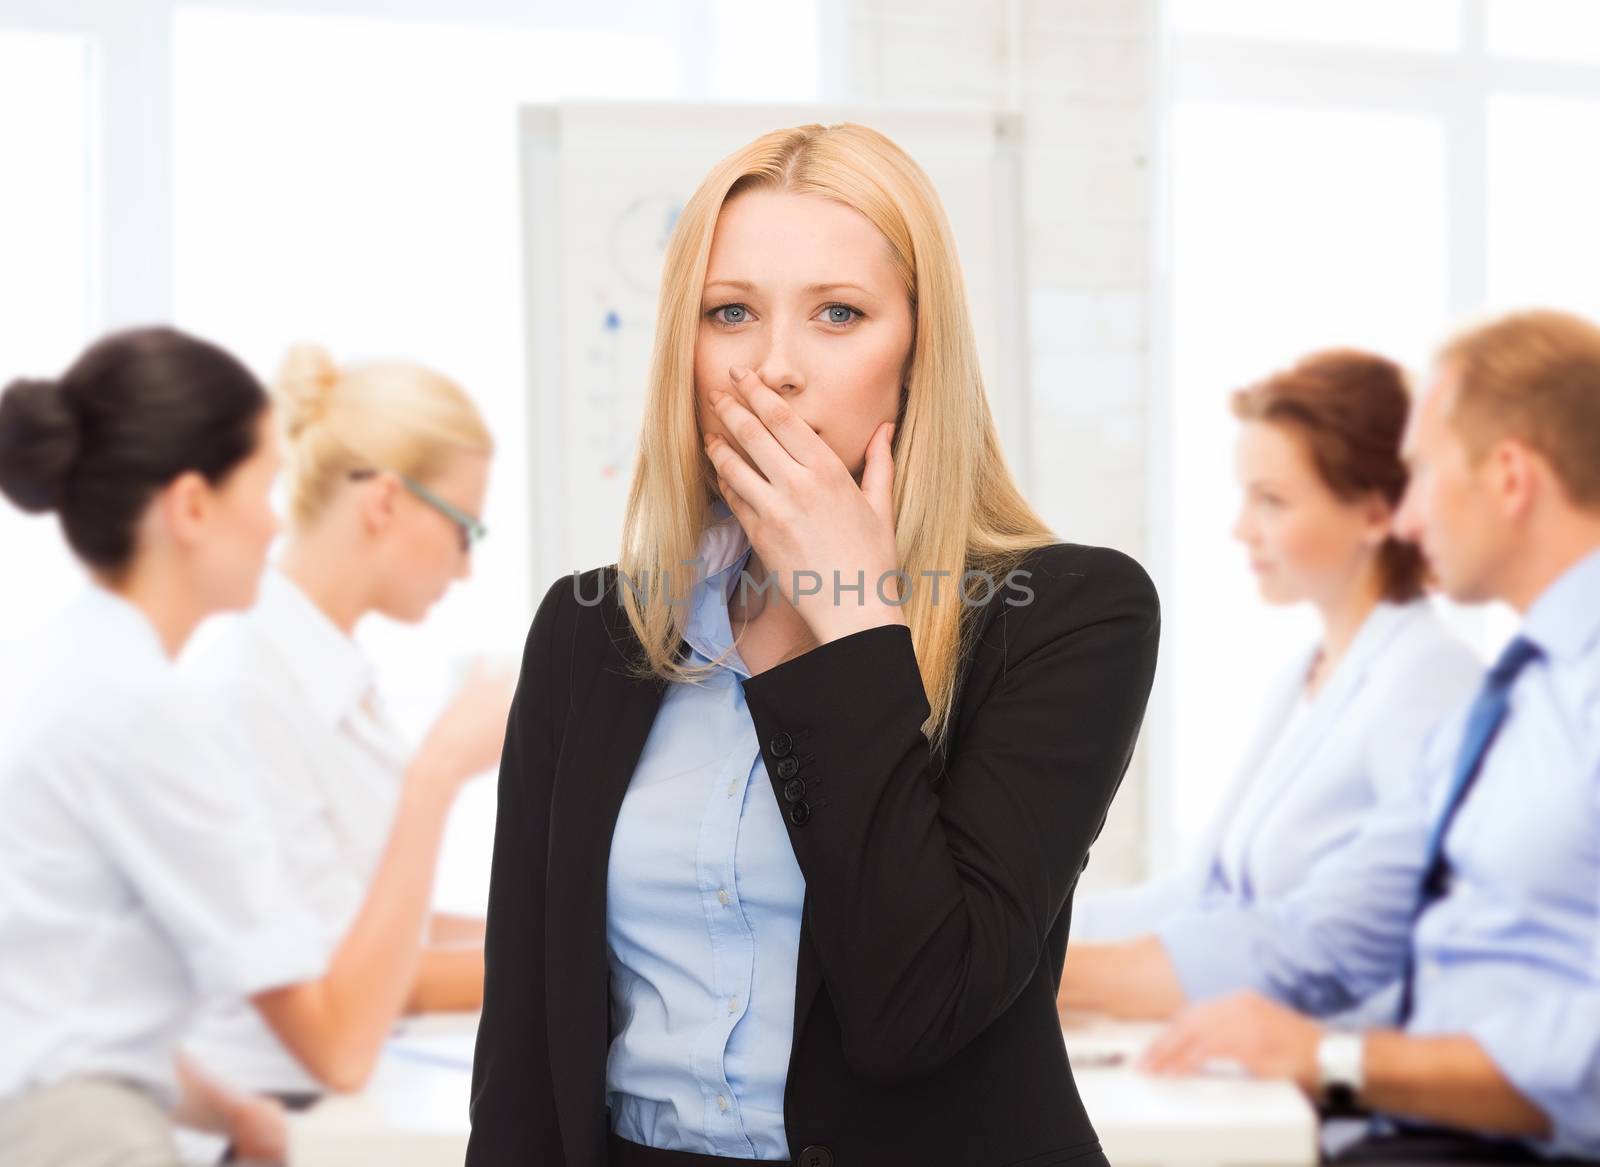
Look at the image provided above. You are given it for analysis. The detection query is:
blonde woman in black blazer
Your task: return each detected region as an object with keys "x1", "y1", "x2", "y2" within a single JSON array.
[{"x1": 468, "y1": 123, "x2": 1160, "y2": 1167}]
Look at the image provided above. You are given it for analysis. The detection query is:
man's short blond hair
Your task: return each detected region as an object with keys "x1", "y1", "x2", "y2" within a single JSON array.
[{"x1": 1439, "y1": 308, "x2": 1600, "y2": 508}]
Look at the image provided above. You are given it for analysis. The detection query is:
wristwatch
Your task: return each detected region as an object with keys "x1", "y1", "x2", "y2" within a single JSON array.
[{"x1": 1316, "y1": 1031, "x2": 1366, "y2": 1112}]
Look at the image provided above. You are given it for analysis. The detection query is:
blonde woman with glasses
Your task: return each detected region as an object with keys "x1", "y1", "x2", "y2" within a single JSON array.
[{"x1": 179, "y1": 346, "x2": 513, "y2": 1157}]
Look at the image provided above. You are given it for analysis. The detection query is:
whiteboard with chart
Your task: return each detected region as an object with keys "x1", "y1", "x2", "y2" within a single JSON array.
[{"x1": 518, "y1": 102, "x2": 1026, "y2": 593}]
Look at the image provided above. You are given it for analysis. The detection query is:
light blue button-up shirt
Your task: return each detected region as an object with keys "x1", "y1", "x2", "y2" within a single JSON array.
[
  {"x1": 604, "y1": 500, "x2": 805, "y2": 1159},
  {"x1": 1159, "y1": 547, "x2": 1600, "y2": 1157}
]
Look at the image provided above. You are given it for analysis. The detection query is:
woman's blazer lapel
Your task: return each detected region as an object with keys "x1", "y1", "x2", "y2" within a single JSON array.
[{"x1": 542, "y1": 589, "x2": 666, "y2": 1159}]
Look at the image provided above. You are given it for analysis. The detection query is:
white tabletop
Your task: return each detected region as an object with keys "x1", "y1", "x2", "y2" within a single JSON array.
[
  {"x1": 1061, "y1": 1011, "x2": 1318, "y2": 1166},
  {"x1": 289, "y1": 1012, "x2": 1318, "y2": 1167},
  {"x1": 287, "y1": 1012, "x2": 479, "y2": 1167}
]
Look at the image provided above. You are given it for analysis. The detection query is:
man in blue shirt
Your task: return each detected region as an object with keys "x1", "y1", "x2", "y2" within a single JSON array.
[{"x1": 1060, "y1": 309, "x2": 1600, "y2": 1161}]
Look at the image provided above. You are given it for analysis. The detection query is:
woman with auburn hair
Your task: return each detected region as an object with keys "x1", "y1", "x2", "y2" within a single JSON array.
[
  {"x1": 467, "y1": 122, "x2": 1159, "y2": 1167},
  {"x1": 1059, "y1": 349, "x2": 1480, "y2": 1022},
  {"x1": 179, "y1": 345, "x2": 514, "y2": 1146}
]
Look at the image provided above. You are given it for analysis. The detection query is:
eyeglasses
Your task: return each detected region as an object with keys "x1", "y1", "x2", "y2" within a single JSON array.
[{"x1": 348, "y1": 469, "x2": 488, "y2": 552}]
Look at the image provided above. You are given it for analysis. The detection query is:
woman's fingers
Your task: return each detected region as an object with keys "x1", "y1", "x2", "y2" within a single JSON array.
[
  {"x1": 726, "y1": 367, "x2": 837, "y2": 470},
  {"x1": 708, "y1": 370, "x2": 796, "y2": 487},
  {"x1": 715, "y1": 471, "x2": 748, "y2": 524},
  {"x1": 858, "y1": 420, "x2": 896, "y2": 521},
  {"x1": 705, "y1": 432, "x2": 772, "y2": 519}
]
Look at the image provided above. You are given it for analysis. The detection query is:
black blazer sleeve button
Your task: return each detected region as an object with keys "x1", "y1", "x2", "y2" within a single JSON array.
[
  {"x1": 787, "y1": 800, "x2": 812, "y2": 826},
  {"x1": 768, "y1": 732, "x2": 794, "y2": 758},
  {"x1": 798, "y1": 1146, "x2": 833, "y2": 1167},
  {"x1": 782, "y1": 777, "x2": 806, "y2": 803},
  {"x1": 775, "y1": 755, "x2": 800, "y2": 779}
]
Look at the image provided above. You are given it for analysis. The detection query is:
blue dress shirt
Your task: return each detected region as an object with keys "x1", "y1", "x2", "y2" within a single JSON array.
[
  {"x1": 1158, "y1": 547, "x2": 1600, "y2": 1158},
  {"x1": 604, "y1": 500, "x2": 805, "y2": 1159}
]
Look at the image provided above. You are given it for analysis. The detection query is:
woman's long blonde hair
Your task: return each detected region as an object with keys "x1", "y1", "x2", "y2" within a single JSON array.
[
  {"x1": 617, "y1": 122, "x2": 1057, "y2": 755},
  {"x1": 272, "y1": 344, "x2": 494, "y2": 528}
]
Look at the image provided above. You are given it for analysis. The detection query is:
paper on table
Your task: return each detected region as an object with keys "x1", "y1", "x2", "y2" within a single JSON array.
[
  {"x1": 1061, "y1": 1012, "x2": 1163, "y2": 1069},
  {"x1": 385, "y1": 1027, "x2": 476, "y2": 1072}
]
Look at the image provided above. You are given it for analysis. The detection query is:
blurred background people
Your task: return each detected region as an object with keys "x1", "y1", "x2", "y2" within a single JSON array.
[
  {"x1": 0, "y1": 329, "x2": 357, "y2": 1163},
  {"x1": 1059, "y1": 308, "x2": 1600, "y2": 1162},
  {"x1": 1069, "y1": 350, "x2": 1478, "y2": 956},
  {"x1": 179, "y1": 345, "x2": 513, "y2": 1117}
]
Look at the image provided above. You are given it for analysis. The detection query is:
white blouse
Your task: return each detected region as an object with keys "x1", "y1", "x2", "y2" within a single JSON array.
[
  {"x1": 0, "y1": 586, "x2": 325, "y2": 1107},
  {"x1": 179, "y1": 566, "x2": 413, "y2": 1092},
  {"x1": 1213, "y1": 692, "x2": 1311, "y2": 897},
  {"x1": 603, "y1": 499, "x2": 804, "y2": 1159}
]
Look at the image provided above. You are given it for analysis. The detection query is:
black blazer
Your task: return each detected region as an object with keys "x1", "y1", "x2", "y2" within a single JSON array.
[{"x1": 467, "y1": 541, "x2": 1160, "y2": 1167}]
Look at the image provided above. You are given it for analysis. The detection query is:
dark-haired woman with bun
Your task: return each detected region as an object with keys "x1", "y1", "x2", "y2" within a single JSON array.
[
  {"x1": 1059, "y1": 349, "x2": 1481, "y2": 1023},
  {"x1": 0, "y1": 328, "x2": 481, "y2": 1165}
]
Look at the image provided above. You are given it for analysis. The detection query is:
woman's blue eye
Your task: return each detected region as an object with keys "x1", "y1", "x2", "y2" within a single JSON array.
[
  {"x1": 822, "y1": 304, "x2": 861, "y2": 325},
  {"x1": 711, "y1": 304, "x2": 748, "y2": 325}
]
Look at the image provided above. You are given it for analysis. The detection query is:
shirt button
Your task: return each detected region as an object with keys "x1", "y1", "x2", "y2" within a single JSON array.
[
  {"x1": 716, "y1": 888, "x2": 731, "y2": 906},
  {"x1": 716, "y1": 1094, "x2": 729, "y2": 1112},
  {"x1": 728, "y1": 995, "x2": 739, "y2": 1013},
  {"x1": 726, "y1": 778, "x2": 738, "y2": 798}
]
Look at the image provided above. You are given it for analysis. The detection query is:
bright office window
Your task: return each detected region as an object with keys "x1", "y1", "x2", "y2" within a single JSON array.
[
  {"x1": 1485, "y1": 0, "x2": 1600, "y2": 65},
  {"x1": 1167, "y1": 0, "x2": 1462, "y2": 53},
  {"x1": 1166, "y1": 102, "x2": 1450, "y2": 848},
  {"x1": 171, "y1": 8, "x2": 687, "y2": 720},
  {"x1": 0, "y1": 29, "x2": 96, "y2": 721},
  {"x1": 1486, "y1": 95, "x2": 1600, "y2": 319}
]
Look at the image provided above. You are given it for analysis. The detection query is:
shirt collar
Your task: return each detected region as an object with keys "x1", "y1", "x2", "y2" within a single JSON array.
[
  {"x1": 255, "y1": 566, "x2": 376, "y2": 726},
  {"x1": 75, "y1": 583, "x2": 171, "y2": 674},
  {"x1": 1341, "y1": 599, "x2": 1418, "y2": 672},
  {"x1": 1519, "y1": 546, "x2": 1600, "y2": 662},
  {"x1": 681, "y1": 498, "x2": 755, "y2": 672}
]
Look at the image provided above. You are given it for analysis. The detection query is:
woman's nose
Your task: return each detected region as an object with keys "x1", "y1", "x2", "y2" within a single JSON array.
[
  {"x1": 1231, "y1": 509, "x2": 1253, "y2": 544},
  {"x1": 753, "y1": 323, "x2": 805, "y2": 395}
]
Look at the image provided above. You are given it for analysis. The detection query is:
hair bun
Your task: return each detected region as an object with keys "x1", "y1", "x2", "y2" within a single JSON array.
[
  {"x1": 274, "y1": 343, "x2": 340, "y2": 441},
  {"x1": 0, "y1": 377, "x2": 81, "y2": 514}
]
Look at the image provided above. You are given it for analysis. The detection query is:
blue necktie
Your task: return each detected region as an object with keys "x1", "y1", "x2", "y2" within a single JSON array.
[{"x1": 1395, "y1": 635, "x2": 1542, "y2": 1026}]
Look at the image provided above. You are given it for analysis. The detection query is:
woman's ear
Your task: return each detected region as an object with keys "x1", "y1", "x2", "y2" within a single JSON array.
[
  {"x1": 152, "y1": 470, "x2": 213, "y2": 551},
  {"x1": 358, "y1": 472, "x2": 402, "y2": 537},
  {"x1": 1361, "y1": 492, "x2": 1396, "y2": 547}
]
